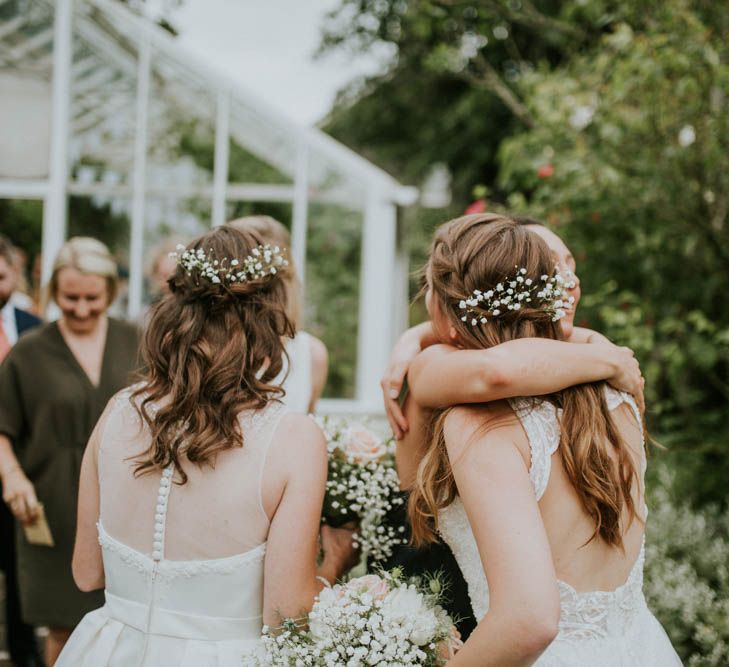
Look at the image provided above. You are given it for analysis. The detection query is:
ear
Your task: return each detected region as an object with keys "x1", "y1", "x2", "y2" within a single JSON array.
[{"x1": 449, "y1": 325, "x2": 458, "y2": 341}]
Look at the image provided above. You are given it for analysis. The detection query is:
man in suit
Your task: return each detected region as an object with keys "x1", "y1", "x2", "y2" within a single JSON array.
[{"x1": 0, "y1": 235, "x2": 42, "y2": 667}]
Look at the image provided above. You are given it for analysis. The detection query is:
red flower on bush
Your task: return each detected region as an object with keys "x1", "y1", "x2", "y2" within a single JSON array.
[
  {"x1": 464, "y1": 199, "x2": 487, "y2": 214},
  {"x1": 537, "y1": 163, "x2": 554, "y2": 179}
]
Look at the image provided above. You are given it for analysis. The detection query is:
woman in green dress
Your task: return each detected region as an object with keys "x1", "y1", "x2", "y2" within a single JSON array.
[{"x1": 0, "y1": 237, "x2": 139, "y2": 665}]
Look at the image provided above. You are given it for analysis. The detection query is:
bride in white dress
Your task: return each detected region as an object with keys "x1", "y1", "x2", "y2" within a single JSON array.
[
  {"x1": 57, "y1": 226, "x2": 353, "y2": 667},
  {"x1": 407, "y1": 215, "x2": 681, "y2": 666}
]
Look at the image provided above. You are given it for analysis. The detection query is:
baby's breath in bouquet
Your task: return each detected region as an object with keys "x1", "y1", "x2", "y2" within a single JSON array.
[
  {"x1": 245, "y1": 570, "x2": 461, "y2": 666},
  {"x1": 316, "y1": 417, "x2": 406, "y2": 564}
]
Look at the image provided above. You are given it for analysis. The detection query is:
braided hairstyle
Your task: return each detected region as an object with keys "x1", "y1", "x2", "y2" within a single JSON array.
[
  {"x1": 132, "y1": 225, "x2": 294, "y2": 483},
  {"x1": 409, "y1": 214, "x2": 642, "y2": 549}
]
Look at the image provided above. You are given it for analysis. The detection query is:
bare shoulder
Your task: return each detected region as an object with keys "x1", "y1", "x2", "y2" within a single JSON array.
[
  {"x1": 443, "y1": 402, "x2": 525, "y2": 466},
  {"x1": 308, "y1": 335, "x2": 328, "y2": 367},
  {"x1": 272, "y1": 413, "x2": 327, "y2": 468}
]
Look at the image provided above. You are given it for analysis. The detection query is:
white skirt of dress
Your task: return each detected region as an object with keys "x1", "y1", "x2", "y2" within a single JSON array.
[{"x1": 57, "y1": 608, "x2": 261, "y2": 667}]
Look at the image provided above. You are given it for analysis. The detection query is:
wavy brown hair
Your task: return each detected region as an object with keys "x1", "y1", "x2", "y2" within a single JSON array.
[
  {"x1": 409, "y1": 214, "x2": 643, "y2": 549},
  {"x1": 131, "y1": 225, "x2": 294, "y2": 483}
]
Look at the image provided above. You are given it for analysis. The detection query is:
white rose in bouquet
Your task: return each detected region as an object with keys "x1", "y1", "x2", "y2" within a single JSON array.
[{"x1": 383, "y1": 585, "x2": 440, "y2": 646}]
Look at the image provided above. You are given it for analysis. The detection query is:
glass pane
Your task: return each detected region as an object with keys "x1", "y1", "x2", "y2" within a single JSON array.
[{"x1": 0, "y1": 0, "x2": 54, "y2": 179}]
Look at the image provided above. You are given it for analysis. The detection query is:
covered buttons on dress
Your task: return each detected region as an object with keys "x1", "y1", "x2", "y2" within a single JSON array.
[{"x1": 152, "y1": 465, "x2": 174, "y2": 561}]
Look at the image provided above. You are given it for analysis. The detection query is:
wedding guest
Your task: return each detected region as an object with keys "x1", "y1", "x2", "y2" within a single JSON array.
[
  {"x1": 0, "y1": 235, "x2": 43, "y2": 667},
  {"x1": 147, "y1": 238, "x2": 184, "y2": 303},
  {"x1": 0, "y1": 237, "x2": 140, "y2": 665},
  {"x1": 228, "y1": 216, "x2": 328, "y2": 412}
]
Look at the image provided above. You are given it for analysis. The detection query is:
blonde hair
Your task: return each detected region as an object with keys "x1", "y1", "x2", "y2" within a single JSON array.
[
  {"x1": 49, "y1": 237, "x2": 118, "y2": 305},
  {"x1": 227, "y1": 216, "x2": 302, "y2": 326},
  {"x1": 409, "y1": 215, "x2": 642, "y2": 550}
]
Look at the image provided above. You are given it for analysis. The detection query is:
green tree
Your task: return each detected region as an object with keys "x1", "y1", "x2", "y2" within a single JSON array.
[{"x1": 321, "y1": 0, "x2": 729, "y2": 506}]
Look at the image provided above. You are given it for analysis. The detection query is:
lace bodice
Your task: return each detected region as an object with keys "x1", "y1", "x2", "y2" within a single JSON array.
[{"x1": 438, "y1": 387, "x2": 649, "y2": 641}]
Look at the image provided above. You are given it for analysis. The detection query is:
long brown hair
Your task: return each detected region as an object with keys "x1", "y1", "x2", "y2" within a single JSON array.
[
  {"x1": 131, "y1": 225, "x2": 294, "y2": 483},
  {"x1": 409, "y1": 214, "x2": 642, "y2": 549}
]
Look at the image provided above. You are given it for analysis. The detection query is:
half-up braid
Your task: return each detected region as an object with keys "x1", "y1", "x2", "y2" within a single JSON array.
[{"x1": 409, "y1": 215, "x2": 642, "y2": 549}]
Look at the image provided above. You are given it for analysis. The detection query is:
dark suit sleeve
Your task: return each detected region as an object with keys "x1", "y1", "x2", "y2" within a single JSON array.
[{"x1": 0, "y1": 351, "x2": 24, "y2": 441}]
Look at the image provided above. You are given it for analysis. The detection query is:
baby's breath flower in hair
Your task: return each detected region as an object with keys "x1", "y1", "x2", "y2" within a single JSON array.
[
  {"x1": 170, "y1": 243, "x2": 288, "y2": 287},
  {"x1": 459, "y1": 266, "x2": 575, "y2": 325}
]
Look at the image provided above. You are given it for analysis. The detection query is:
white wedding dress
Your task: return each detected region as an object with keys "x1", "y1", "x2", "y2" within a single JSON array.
[
  {"x1": 57, "y1": 387, "x2": 286, "y2": 667},
  {"x1": 439, "y1": 387, "x2": 682, "y2": 666}
]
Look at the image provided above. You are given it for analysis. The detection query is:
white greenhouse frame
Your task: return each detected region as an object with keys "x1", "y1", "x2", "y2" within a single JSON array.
[{"x1": 0, "y1": 0, "x2": 418, "y2": 413}]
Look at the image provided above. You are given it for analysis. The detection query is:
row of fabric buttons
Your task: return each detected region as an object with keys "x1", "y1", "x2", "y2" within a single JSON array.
[{"x1": 152, "y1": 465, "x2": 173, "y2": 561}]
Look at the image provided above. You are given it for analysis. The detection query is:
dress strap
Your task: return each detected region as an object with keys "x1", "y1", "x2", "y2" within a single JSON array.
[
  {"x1": 509, "y1": 398, "x2": 561, "y2": 501},
  {"x1": 255, "y1": 403, "x2": 288, "y2": 522}
]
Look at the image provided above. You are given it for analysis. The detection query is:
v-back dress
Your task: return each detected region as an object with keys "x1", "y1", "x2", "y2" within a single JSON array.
[
  {"x1": 57, "y1": 387, "x2": 287, "y2": 667},
  {"x1": 438, "y1": 387, "x2": 682, "y2": 665}
]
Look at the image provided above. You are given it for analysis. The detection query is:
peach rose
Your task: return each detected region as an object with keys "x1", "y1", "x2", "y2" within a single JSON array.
[
  {"x1": 342, "y1": 425, "x2": 387, "y2": 464},
  {"x1": 347, "y1": 574, "x2": 390, "y2": 601}
]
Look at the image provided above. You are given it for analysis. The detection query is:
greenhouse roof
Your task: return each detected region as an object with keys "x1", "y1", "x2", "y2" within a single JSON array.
[{"x1": 0, "y1": 0, "x2": 415, "y2": 207}]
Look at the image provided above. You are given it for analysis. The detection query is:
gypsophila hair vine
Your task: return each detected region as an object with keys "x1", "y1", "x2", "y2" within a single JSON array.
[
  {"x1": 170, "y1": 243, "x2": 288, "y2": 286},
  {"x1": 459, "y1": 266, "x2": 576, "y2": 326}
]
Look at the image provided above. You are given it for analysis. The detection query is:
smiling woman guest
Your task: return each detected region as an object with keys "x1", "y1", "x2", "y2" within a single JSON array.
[{"x1": 0, "y1": 237, "x2": 140, "y2": 665}]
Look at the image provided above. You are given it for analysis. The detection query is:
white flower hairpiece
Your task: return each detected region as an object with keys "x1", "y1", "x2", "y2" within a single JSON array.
[
  {"x1": 170, "y1": 243, "x2": 288, "y2": 286},
  {"x1": 459, "y1": 266, "x2": 576, "y2": 325}
]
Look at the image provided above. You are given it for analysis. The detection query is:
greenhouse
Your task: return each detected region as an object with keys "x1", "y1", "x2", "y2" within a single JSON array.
[{"x1": 0, "y1": 0, "x2": 417, "y2": 411}]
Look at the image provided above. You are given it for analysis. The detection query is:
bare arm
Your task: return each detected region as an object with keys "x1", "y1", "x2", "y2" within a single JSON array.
[
  {"x1": 408, "y1": 339, "x2": 641, "y2": 409},
  {"x1": 381, "y1": 323, "x2": 438, "y2": 437},
  {"x1": 72, "y1": 400, "x2": 116, "y2": 592},
  {"x1": 72, "y1": 430, "x2": 104, "y2": 591},
  {"x1": 263, "y1": 415, "x2": 353, "y2": 626},
  {"x1": 308, "y1": 335, "x2": 329, "y2": 414},
  {"x1": 444, "y1": 408, "x2": 559, "y2": 666}
]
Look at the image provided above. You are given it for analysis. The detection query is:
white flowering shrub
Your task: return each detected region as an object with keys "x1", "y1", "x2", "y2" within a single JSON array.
[
  {"x1": 316, "y1": 417, "x2": 406, "y2": 563},
  {"x1": 244, "y1": 571, "x2": 459, "y2": 666},
  {"x1": 644, "y1": 469, "x2": 729, "y2": 666}
]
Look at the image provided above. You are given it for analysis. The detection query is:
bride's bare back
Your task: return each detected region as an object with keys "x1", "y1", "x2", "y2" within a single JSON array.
[{"x1": 470, "y1": 392, "x2": 646, "y2": 594}]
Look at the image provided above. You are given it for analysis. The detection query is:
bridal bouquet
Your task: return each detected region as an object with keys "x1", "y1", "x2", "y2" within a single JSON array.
[
  {"x1": 247, "y1": 571, "x2": 460, "y2": 666},
  {"x1": 317, "y1": 417, "x2": 406, "y2": 563}
]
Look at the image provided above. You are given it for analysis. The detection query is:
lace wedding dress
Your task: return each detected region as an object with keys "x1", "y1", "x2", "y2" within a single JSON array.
[
  {"x1": 58, "y1": 387, "x2": 286, "y2": 667},
  {"x1": 439, "y1": 387, "x2": 682, "y2": 666}
]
